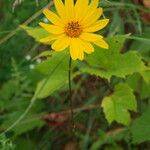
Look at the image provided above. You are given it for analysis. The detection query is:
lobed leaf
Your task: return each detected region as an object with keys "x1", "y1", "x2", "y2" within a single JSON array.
[
  {"x1": 101, "y1": 83, "x2": 137, "y2": 125},
  {"x1": 82, "y1": 36, "x2": 147, "y2": 80}
]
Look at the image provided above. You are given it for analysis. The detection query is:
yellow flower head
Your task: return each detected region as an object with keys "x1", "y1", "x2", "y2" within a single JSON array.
[{"x1": 39, "y1": 0, "x2": 109, "y2": 60}]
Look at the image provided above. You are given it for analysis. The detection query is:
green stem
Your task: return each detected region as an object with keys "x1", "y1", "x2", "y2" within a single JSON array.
[{"x1": 68, "y1": 57, "x2": 75, "y2": 131}]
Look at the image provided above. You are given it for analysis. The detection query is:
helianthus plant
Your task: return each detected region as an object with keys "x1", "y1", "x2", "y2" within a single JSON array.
[{"x1": 39, "y1": 0, "x2": 109, "y2": 60}]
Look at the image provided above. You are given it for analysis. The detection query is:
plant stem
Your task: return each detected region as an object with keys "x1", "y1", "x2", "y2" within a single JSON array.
[{"x1": 68, "y1": 56, "x2": 75, "y2": 131}]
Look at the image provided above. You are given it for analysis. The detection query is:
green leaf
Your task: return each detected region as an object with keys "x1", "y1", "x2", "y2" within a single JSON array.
[
  {"x1": 140, "y1": 70, "x2": 150, "y2": 84},
  {"x1": 130, "y1": 104, "x2": 150, "y2": 143},
  {"x1": 83, "y1": 51, "x2": 146, "y2": 80},
  {"x1": 126, "y1": 73, "x2": 150, "y2": 99},
  {"x1": 106, "y1": 35, "x2": 129, "y2": 53},
  {"x1": 101, "y1": 83, "x2": 137, "y2": 126},
  {"x1": 126, "y1": 73, "x2": 141, "y2": 90},
  {"x1": 140, "y1": 81, "x2": 150, "y2": 99},
  {"x1": 20, "y1": 25, "x2": 49, "y2": 42},
  {"x1": 35, "y1": 51, "x2": 73, "y2": 98},
  {"x1": 82, "y1": 36, "x2": 147, "y2": 80}
]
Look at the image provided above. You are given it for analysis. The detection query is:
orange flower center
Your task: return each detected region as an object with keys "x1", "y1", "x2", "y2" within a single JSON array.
[{"x1": 65, "y1": 21, "x2": 82, "y2": 38}]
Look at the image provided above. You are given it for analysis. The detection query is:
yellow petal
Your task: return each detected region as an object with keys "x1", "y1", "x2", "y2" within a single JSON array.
[
  {"x1": 84, "y1": 19, "x2": 109, "y2": 32},
  {"x1": 70, "y1": 38, "x2": 84, "y2": 60},
  {"x1": 39, "y1": 34, "x2": 62, "y2": 43},
  {"x1": 80, "y1": 39, "x2": 94, "y2": 54},
  {"x1": 78, "y1": 50, "x2": 84, "y2": 60},
  {"x1": 43, "y1": 9, "x2": 64, "y2": 26},
  {"x1": 81, "y1": 8, "x2": 103, "y2": 27},
  {"x1": 93, "y1": 39, "x2": 109, "y2": 49},
  {"x1": 90, "y1": 0, "x2": 99, "y2": 9},
  {"x1": 81, "y1": 0, "x2": 99, "y2": 23},
  {"x1": 39, "y1": 22, "x2": 64, "y2": 34},
  {"x1": 53, "y1": 0, "x2": 67, "y2": 22},
  {"x1": 65, "y1": 0, "x2": 74, "y2": 20},
  {"x1": 80, "y1": 33, "x2": 103, "y2": 42},
  {"x1": 52, "y1": 35, "x2": 70, "y2": 51},
  {"x1": 75, "y1": 0, "x2": 89, "y2": 21}
]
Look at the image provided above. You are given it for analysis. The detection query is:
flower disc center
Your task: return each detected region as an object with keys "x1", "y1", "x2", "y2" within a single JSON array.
[{"x1": 65, "y1": 21, "x2": 82, "y2": 38}]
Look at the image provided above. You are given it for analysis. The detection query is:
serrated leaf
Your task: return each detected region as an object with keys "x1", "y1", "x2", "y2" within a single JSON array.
[
  {"x1": 35, "y1": 51, "x2": 74, "y2": 98},
  {"x1": 20, "y1": 25, "x2": 49, "y2": 42},
  {"x1": 101, "y1": 83, "x2": 137, "y2": 126},
  {"x1": 82, "y1": 35, "x2": 147, "y2": 80},
  {"x1": 130, "y1": 104, "x2": 150, "y2": 143},
  {"x1": 83, "y1": 51, "x2": 146, "y2": 80},
  {"x1": 107, "y1": 35, "x2": 129, "y2": 53}
]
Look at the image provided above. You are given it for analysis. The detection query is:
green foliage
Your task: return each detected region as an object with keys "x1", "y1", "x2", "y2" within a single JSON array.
[
  {"x1": 0, "y1": 135, "x2": 15, "y2": 150},
  {"x1": 82, "y1": 36, "x2": 147, "y2": 80},
  {"x1": 130, "y1": 104, "x2": 150, "y2": 144},
  {"x1": 140, "y1": 70, "x2": 150, "y2": 84},
  {"x1": 127, "y1": 73, "x2": 150, "y2": 100},
  {"x1": 102, "y1": 83, "x2": 137, "y2": 125},
  {"x1": 104, "y1": 145, "x2": 123, "y2": 150},
  {"x1": 33, "y1": 50, "x2": 52, "y2": 60},
  {"x1": 20, "y1": 25, "x2": 49, "y2": 42},
  {"x1": 0, "y1": 0, "x2": 150, "y2": 149},
  {"x1": 35, "y1": 51, "x2": 72, "y2": 98},
  {"x1": 91, "y1": 128, "x2": 127, "y2": 150},
  {"x1": 0, "y1": 59, "x2": 45, "y2": 136}
]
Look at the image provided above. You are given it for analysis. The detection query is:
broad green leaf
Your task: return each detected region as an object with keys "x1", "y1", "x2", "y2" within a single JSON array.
[
  {"x1": 130, "y1": 104, "x2": 150, "y2": 143},
  {"x1": 35, "y1": 51, "x2": 73, "y2": 98},
  {"x1": 101, "y1": 83, "x2": 137, "y2": 126},
  {"x1": 106, "y1": 35, "x2": 128, "y2": 53},
  {"x1": 20, "y1": 25, "x2": 49, "y2": 42},
  {"x1": 83, "y1": 50, "x2": 147, "y2": 80},
  {"x1": 82, "y1": 35, "x2": 147, "y2": 80}
]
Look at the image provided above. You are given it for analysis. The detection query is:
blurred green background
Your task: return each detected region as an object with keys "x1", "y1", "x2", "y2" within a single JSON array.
[{"x1": 0, "y1": 0, "x2": 150, "y2": 150}]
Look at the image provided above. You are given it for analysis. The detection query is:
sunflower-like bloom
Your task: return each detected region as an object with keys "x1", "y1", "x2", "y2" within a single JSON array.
[{"x1": 39, "y1": 0, "x2": 109, "y2": 60}]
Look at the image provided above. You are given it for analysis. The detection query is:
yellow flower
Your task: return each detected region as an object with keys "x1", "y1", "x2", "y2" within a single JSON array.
[{"x1": 39, "y1": 0, "x2": 109, "y2": 60}]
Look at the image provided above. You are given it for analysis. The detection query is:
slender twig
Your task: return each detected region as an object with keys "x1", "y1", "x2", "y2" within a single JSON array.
[{"x1": 68, "y1": 57, "x2": 75, "y2": 131}]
